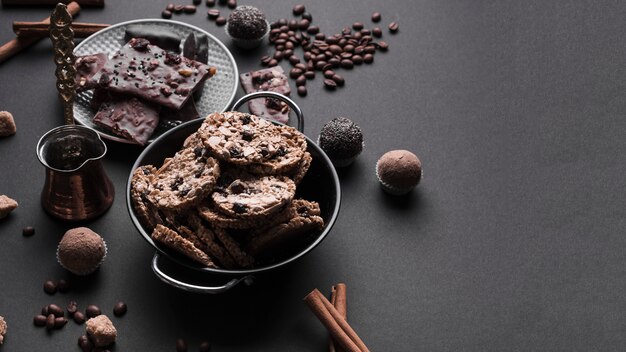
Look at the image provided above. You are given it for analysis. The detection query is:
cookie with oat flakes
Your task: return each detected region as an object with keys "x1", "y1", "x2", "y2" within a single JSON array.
[{"x1": 151, "y1": 224, "x2": 216, "y2": 268}]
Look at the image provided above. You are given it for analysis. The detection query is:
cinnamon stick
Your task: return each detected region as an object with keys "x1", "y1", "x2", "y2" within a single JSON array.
[
  {"x1": 2, "y1": 0, "x2": 103, "y2": 7},
  {"x1": 304, "y1": 289, "x2": 369, "y2": 352},
  {"x1": 0, "y1": 1, "x2": 80, "y2": 65},
  {"x1": 329, "y1": 283, "x2": 348, "y2": 352},
  {"x1": 14, "y1": 22, "x2": 109, "y2": 38}
]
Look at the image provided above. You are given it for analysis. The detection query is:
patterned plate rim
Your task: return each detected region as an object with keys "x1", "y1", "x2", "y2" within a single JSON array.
[{"x1": 73, "y1": 18, "x2": 239, "y2": 145}]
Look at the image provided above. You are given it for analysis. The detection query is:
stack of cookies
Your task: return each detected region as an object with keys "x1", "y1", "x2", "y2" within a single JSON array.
[{"x1": 131, "y1": 111, "x2": 324, "y2": 269}]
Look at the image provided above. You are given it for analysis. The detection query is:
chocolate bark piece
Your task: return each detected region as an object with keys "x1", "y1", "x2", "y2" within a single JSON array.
[
  {"x1": 124, "y1": 24, "x2": 181, "y2": 53},
  {"x1": 151, "y1": 224, "x2": 216, "y2": 267},
  {"x1": 160, "y1": 97, "x2": 200, "y2": 122},
  {"x1": 85, "y1": 315, "x2": 117, "y2": 347},
  {"x1": 211, "y1": 170, "x2": 296, "y2": 219},
  {"x1": 97, "y1": 38, "x2": 216, "y2": 110},
  {"x1": 186, "y1": 33, "x2": 209, "y2": 99},
  {"x1": 198, "y1": 111, "x2": 307, "y2": 174},
  {"x1": 75, "y1": 53, "x2": 108, "y2": 91},
  {"x1": 182, "y1": 32, "x2": 197, "y2": 62},
  {"x1": 93, "y1": 97, "x2": 161, "y2": 145},
  {"x1": 147, "y1": 147, "x2": 220, "y2": 211},
  {"x1": 247, "y1": 201, "x2": 324, "y2": 258},
  {"x1": 214, "y1": 227, "x2": 255, "y2": 268},
  {"x1": 240, "y1": 67, "x2": 291, "y2": 124},
  {"x1": 130, "y1": 166, "x2": 163, "y2": 231},
  {"x1": 0, "y1": 195, "x2": 18, "y2": 219}
]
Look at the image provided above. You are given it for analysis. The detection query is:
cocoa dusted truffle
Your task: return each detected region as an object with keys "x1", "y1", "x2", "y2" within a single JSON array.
[
  {"x1": 226, "y1": 5, "x2": 269, "y2": 49},
  {"x1": 57, "y1": 227, "x2": 107, "y2": 275},
  {"x1": 376, "y1": 150, "x2": 422, "y2": 195},
  {"x1": 318, "y1": 117, "x2": 364, "y2": 167}
]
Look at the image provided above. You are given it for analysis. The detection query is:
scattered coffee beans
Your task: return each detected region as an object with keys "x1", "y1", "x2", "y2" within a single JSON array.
[
  {"x1": 48, "y1": 304, "x2": 64, "y2": 317},
  {"x1": 57, "y1": 279, "x2": 69, "y2": 293},
  {"x1": 162, "y1": 10, "x2": 173, "y2": 19},
  {"x1": 46, "y1": 314, "x2": 55, "y2": 330},
  {"x1": 199, "y1": 341, "x2": 211, "y2": 352},
  {"x1": 293, "y1": 4, "x2": 305, "y2": 15},
  {"x1": 22, "y1": 226, "x2": 35, "y2": 236},
  {"x1": 206, "y1": 0, "x2": 215, "y2": 6},
  {"x1": 33, "y1": 315, "x2": 47, "y2": 326},
  {"x1": 215, "y1": 16, "x2": 227, "y2": 26},
  {"x1": 43, "y1": 280, "x2": 57, "y2": 295},
  {"x1": 166, "y1": 3, "x2": 175, "y2": 11},
  {"x1": 207, "y1": 9, "x2": 220, "y2": 19},
  {"x1": 78, "y1": 335, "x2": 93, "y2": 352},
  {"x1": 323, "y1": 79, "x2": 337, "y2": 89},
  {"x1": 54, "y1": 317, "x2": 68, "y2": 329},
  {"x1": 183, "y1": 5, "x2": 197, "y2": 13},
  {"x1": 193, "y1": 0, "x2": 201, "y2": 4},
  {"x1": 371, "y1": 12, "x2": 381, "y2": 22},
  {"x1": 176, "y1": 338, "x2": 188, "y2": 352},
  {"x1": 388, "y1": 22, "x2": 399, "y2": 33},
  {"x1": 173, "y1": 5, "x2": 184, "y2": 13},
  {"x1": 85, "y1": 305, "x2": 101, "y2": 318},
  {"x1": 227, "y1": 0, "x2": 236, "y2": 9},
  {"x1": 297, "y1": 86, "x2": 307, "y2": 96},
  {"x1": 332, "y1": 74, "x2": 345, "y2": 86},
  {"x1": 113, "y1": 302, "x2": 127, "y2": 317},
  {"x1": 67, "y1": 301, "x2": 78, "y2": 317},
  {"x1": 73, "y1": 311, "x2": 86, "y2": 324}
]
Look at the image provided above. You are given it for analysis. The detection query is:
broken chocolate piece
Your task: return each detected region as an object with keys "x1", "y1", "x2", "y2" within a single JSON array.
[
  {"x1": 160, "y1": 97, "x2": 200, "y2": 122},
  {"x1": 93, "y1": 97, "x2": 160, "y2": 145},
  {"x1": 95, "y1": 38, "x2": 216, "y2": 110},
  {"x1": 75, "y1": 53, "x2": 108, "y2": 92},
  {"x1": 182, "y1": 33, "x2": 197, "y2": 62},
  {"x1": 240, "y1": 66, "x2": 291, "y2": 124},
  {"x1": 124, "y1": 24, "x2": 181, "y2": 53}
]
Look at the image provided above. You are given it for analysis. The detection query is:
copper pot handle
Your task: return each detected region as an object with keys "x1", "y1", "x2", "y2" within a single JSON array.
[
  {"x1": 231, "y1": 91, "x2": 304, "y2": 132},
  {"x1": 151, "y1": 253, "x2": 254, "y2": 294}
]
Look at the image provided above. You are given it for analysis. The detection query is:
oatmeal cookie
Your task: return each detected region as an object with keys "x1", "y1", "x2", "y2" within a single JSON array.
[
  {"x1": 151, "y1": 224, "x2": 216, "y2": 268},
  {"x1": 130, "y1": 166, "x2": 163, "y2": 231}
]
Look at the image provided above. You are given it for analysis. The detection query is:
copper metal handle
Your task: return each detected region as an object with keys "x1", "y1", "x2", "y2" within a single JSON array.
[
  {"x1": 232, "y1": 91, "x2": 304, "y2": 132},
  {"x1": 151, "y1": 253, "x2": 254, "y2": 294},
  {"x1": 50, "y1": 3, "x2": 76, "y2": 125}
]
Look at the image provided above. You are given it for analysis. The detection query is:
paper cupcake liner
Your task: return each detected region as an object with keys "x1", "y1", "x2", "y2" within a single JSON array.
[
  {"x1": 56, "y1": 239, "x2": 108, "y2": 276},
  {"x1": 375, "y1": 160, "x2": 422, "y2": 195},
  {"x1": 225, "y1": 21, "x2": 270, "y2": 50},
  {"x1": 317, "y1": 136, "x2": 364, "y2": 168}
]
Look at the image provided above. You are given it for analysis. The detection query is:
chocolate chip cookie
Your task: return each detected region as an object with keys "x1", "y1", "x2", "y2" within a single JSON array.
[
  {"x1": 147, "y1": 147, "x2": 220, "y2": 211},
  {"x1": 130, "y1": 166, "x2": 163, "y2": 231},
  {"x1": 151, "y1": 224, "x2": 216, "y2": 268}
]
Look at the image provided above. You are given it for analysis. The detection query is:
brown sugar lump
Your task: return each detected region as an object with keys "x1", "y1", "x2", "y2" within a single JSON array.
[
  {"x1": 0, "y1": 316, "x2": 6, "y2": 344},
  {"x1": 86, "y1": 315, "x2": 117, "y2": 347},
  {"x1": 0, "y1": 111, "x2": 16, "y2": 137},
  {"x1": 0, "y1": 195, "x2": 18, "y2": 219}
]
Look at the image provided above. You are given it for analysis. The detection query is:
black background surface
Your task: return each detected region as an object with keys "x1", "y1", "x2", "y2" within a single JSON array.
[{"x1": 1, "y1": 0, "x2": 626, "y2": 351}]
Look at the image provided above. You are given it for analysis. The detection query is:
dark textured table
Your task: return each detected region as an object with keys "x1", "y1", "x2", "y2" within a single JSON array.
[{"x1": 1, "y1": 1, "x2": 626, "y2": 351}]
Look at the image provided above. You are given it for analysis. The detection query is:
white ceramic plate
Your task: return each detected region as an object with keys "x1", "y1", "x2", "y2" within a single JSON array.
[{"x1": 73, "y1": 19, "x2": 239, "y2": 144}]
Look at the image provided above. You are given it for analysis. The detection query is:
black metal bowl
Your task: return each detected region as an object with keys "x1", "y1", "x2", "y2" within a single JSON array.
[{"x1": 126, "y1": 93, "x2": 341, "y2": 293}]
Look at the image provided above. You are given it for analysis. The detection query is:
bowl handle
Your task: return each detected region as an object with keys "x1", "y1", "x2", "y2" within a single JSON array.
[
  {"x1": 231, "y1": 91, "x2": 304, "y2": 133},
  {"x1": 151, "y1": 253, "x2": 254, "y2": 294}
]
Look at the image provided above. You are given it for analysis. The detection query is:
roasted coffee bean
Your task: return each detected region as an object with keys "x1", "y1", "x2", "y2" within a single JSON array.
[
  {"x1": 332, "y1": 74, "x2": 345, "y2": 86},
  {"x1": 183, "y1": 5, "x2": 196, "y2": 13},
  {"x1": 353, "y1": 31, "x2": 363, "y2": 40},
  {"x1": 166, "y1": 3, "x2": 175, "y2": 10},
  {"x1": 364, "y1": 45, "x2": 376, "y2": 54},
  {"x1": 354, "y1": 46, "x2": 365, "y2": 55},
  {"x1": 274, "y1": 38, "x2": 287, "y2": 45},
  {"x1": 299, "y1": 19, "x2": 310, "y2": 30},
  {"x1": 323, "y1": 79, "x2": 337, "y2": 89},
  {"x1": 326, "y1": 36, "x2": 339, "y2": 45},
  {"x1": 307, "y1": 26, "x2": 319, "y2": 35},
  {"x1": 278, "y1": 18, "x2": 287, "y2": 26},
  {"x1": 340, "y1": 52, "x2": 352, "y2": 59},
  {"x1": 273, "y1": 51, "x2": 284, "y2": 60},
  {"x1": 344, "y1": 44, "x2": 355, "y2": 53},
  {"x1": 193, "y1": 0, "x2": 201, "y2": 4},
  {"x1": 315, "y1": 53, "x2": 326, "y2": 61},
  {"x1": 58, "y1": 279, "x2": 69, "y2": 293},
  {"x1": 297, "y1": 86, "x2": 307, "y2": 96},
  {"x1": 289, "y1": 55, "x2": 301, "y2": 65},
  {"x1": 302, "y1": 11, "x2": 312, "y2": 21},
  {"x1": 328, "y1": 44, "x2": 342, "y2": 55},
  {"x1": 41, "y1": 305, "x2": 49, "y2": 316},
  {"x1": 270, "y1": 21, "x2": 278, "y2": 29},
  {"x1": 361, "y1": 35, "x2": 373, "y2": 44},
  {"x1": 315, "y1": 61, "x2": 328, "y2": 70},
  {"x1": 73, "y1": 311, "x2": 86, "y2": 324},
  {"x1": 113, "y1": 302, "x2": 128, "y2": 317},
  {"x1": 176, "y1": 338, "x2": 188, "y2": 352},
  {"x1": 342, "y1": 27, "x2": 352, "y2": 35},
  {"x1": 294, "y1": 63, "x2": 307, "y2": 71},
  {"x1": 377, "y1": 41, "x2": 389, "y2": 51},
  {"x1": 44, "y1": 280, "x2": 57, "y2": 295},
  {"x1": 279, "y1": 25, "x2": 289, "y2": 33},
  {"x1": 289, "y1": 68, "x2": 304, "y2": 78},
  {"x1": 288, "y1": 20, "x2": 298, "y2": 30},
  {"x1": 22, "y1": 226, "x2": 35, "y2": 236},
  {"x1": 371, "y1": 12, "x2": 381, "y2": 22},
  {"x1": 352, "y1": 55, "x2": 363, "y2": 65},
  {"x1": 54, "y1": 317, "x2": 68, "y2": 329},
  {"x1": 267, "y1": 59, "x2": 278, "y2": 67},
  {"x1": 67, "y1": 301, "x2": 78, "y2": 316},
  {"x1": 86, "y1": 304, "x2": 101, "y2": 318},
  {"x1": 361, "y1": 28, "x2": 371, "y2": 36},
  {"x1": 199, "y1": 341, "x2": 212, "y2": 352},
  {"x1": 173, "y1": 4, "x2": 184, "y2": 13},
  {"x1": 207, "y1": 9, "x2": 219, "y2": 18},
  {"x1": 338, "y1": 38, "x2": 348, "y2": 47},
  {"x1": 323, "y1": 70, "x2": 335, "y2": 78},
  {"x1": 226, "y1": 0, "x2": 236, "y2": 8},
  {"x1": 206, "y1": 0, "x2": 215, "y2": 5},
  {"x1": 295, "y1": 75, "x2": 306, "y2": 86},
  {"x1": 315, "y1": 33, "x2": 325, "y2": 40},
  {"x1": 34, "y1": 315, "x2": 47, "y2": 326},
  {"x1": 388, "y1": 22, "x2": 399, "y2": 33},
  {"x1": 215, "y1": 16, "x2": 227, "y2": 26},
  {"x1": 303, "y1": 51, "x2": 312, "y2": 61},
  {"x1": 48, "y1": 304, "x2": 64, "y2": 317},
  {"x1": 276, "y1": 44, "x2": 285, "y2": 51},
  {"x1": 293, "y1": 4, "x2": 305, "y2": 15},
  {"x1": 322, "y1": 63, "x2": 333, "y2": 71},
  {"x1": 304, "y1": 70, "x2": 315, "y2": 79},
  {"x1": 78, "y1": 335, "x2": 93, "y2": 352},
  {"x1": 161, "y1": 9, "x2": 172, "y2": 18},
  {"x1": 260, "y1": 55, "x2": 271, "y2": 66},
  {"x1": 285, "y1": 41, "x2": 295, "y2": 49},
  {"x1": 306, "y1": 60, "x2": 314, "y2": 70},
  {"x1": 283, "y1": 49, "x2": 293, "y2": 57},
  {"x1": 363, "y1": 53, "x2": 374, "y2": 63},
  {"x1": 352, "y1": 22, "x2": 364, "y2": 30},
  {"x1": 340, "y1": 59, "x2": 354, "y2": 69},
  {"x1": 46, "y1": 314, "x2": 55, "y2": 330}
]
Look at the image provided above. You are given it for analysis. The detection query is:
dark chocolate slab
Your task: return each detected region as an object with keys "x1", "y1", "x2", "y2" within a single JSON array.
[
  {"x1": 240, "y1": 66, "x2": 291, "y2": 124},
  {"x1": 160, "y1": 97, "x2": 200, "y2": 122},
  {"x1": 96, "y1": 38, "x2": 216, "y2": 110},
  {"x1": 93, "y1": 97, "x2": 160, "y2": 145},
  {"x1": 75, "y1": 53, "x2": 108, "y2": 92}
]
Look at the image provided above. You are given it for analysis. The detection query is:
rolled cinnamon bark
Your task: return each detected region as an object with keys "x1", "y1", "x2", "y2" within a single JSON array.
[
  {"x1": 2, "y1": 0, "x2": 102, "y2": 7},
  {"x1": 13, "y1": 22, "x2": 109, "y2": 38},
  {"x1": 329, "y1": 283, "x2": 348, "y2": 352},
  {"x1": 304, "y1": 289, "x2": 369, "y2": 352},
  {"x1": 0, "y1": 1, "x2": 80, "y2": 65}
]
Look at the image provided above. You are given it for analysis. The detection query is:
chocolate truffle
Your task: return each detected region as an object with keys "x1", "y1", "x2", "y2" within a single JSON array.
[
  {"x1": 226, "y1": 6, "x2": 269, "y2": 49},
  {"x1": 0, "y1": 316, "x2": 6, "y2": 344},
  {"x1": 57, "y1": 227, "x2": 107, "y2": 275},
  {"x1": 0, "y1": 195, "x2": 18, "y2": 219},
  {"x1": 318, "y1": 117, "x2": 364, "y2": 167},
  {"x1": 0, "y1": 111, "x2": 16, "y2": 137},
  {"x1": 86, "y1": 315, "x2": 117, "y2": 347},
  {"x1": 376, "y1": 150, "x2": 422, "y2": 195}
]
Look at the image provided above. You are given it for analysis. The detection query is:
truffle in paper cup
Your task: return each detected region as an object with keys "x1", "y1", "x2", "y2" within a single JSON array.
[
  {"x1": 375, "y1": 150, "x2": 422, "y2": 195},
  {"x1": 225, "y1": 6, "x2": 269, "y2": 49},
  {"x1": 56, "y1": 227, "x2": 107, "y2": 275}
]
